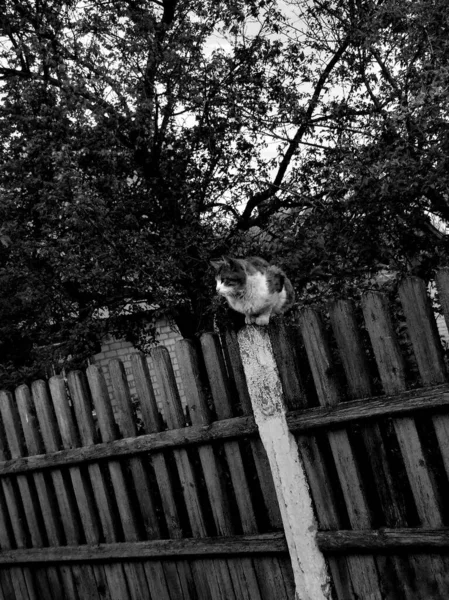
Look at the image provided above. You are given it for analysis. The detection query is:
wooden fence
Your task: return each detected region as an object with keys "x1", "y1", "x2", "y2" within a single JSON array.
[
  {"x1": 0, "y1": 335, "x2": 294, "y2": 600},
  {"x1": 2, "y1": 270, "x2": 449, "y2": 599},
  {"x1": 260, "y1": 271, "x2": 449, "y2": 600}
]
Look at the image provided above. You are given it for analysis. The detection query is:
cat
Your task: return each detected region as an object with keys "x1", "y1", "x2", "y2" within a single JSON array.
[{"x1": 210, "y1": 256, "x2": 295, "y2": 325}]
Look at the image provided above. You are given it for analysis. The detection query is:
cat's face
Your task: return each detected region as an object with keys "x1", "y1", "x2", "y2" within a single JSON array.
[{"x1": 211, "y1": 258, "x2": 246, "y2": 297}]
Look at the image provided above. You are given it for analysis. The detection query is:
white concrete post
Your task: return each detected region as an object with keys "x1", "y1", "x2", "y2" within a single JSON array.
[{"x1": 238, "y1": 326, "x2": 331, "y2": 600}]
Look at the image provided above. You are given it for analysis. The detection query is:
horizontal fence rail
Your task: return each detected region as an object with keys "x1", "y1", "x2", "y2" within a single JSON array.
[
  {"x1": 2, "y1": 385, "x2": 448, "y2": 478},
  {"x1": 0, "y1": 415, "x2": 258, "y2": 476},
  {"x1": 3, "y1": 527, "x2": 449, "y2": 566}
]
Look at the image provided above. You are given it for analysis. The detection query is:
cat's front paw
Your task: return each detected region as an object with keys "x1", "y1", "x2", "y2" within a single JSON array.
[{"x1": 254, "y1": 314, "x2": 270, "y2": 326}]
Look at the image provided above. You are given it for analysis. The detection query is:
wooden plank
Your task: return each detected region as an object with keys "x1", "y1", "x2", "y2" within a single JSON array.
[
  {"x1": 30, "y1": 379, "x2": 82, "y2": 600},
  {"x1": 67, "y1": 370, "x2": 125, "y2": 600},
  {"x1": 330, "y1": 301, "x2": 409, "y2": 525},
  {"x1": 0, "y1": 391, "x2": 45, "y2": 548},
  {"x1": 2, "y1": 384, "x2": 449, "y2": 479},
  {"x1": 299, "y1": 308, "x2": 341, "y2": 407},
  {"x1": 287, "y1": 385, "x2": 449, "y2": 432},
  {"x1": 200, "y1": 334, "x2": 258, "y2": 533},
  {"x1": 0, "y1": 567, "x2": 15, "y2": 600},
  {"x1": 49, "y1": 377, "x2": 101, "y2": 543},
  {"x1": 131, "y1": 352, "x2": 182, "y2": 537},
  {"x1": 0, "y1": 438, "x2": 27, "y2": 550},
  {"x1": 399, "y1": 273, "x2": 449, "y2": 596},
  {"x1": 361, "y1": 292, "x2": 407, "y2": 392},
  {"x1": 0, "y1": 391, "x2": 59, "y2": 599},
  {"x1": 66, "y1": 370, "x2": 120, "y2": 543},
  {"x1": 296, "y1": 434, "x2": 356, "y2": 600},
  {"x1": 362, "y1": 289, "x2": 449, "y2": 598},
  {"x1": 200, "y1": 332, "x2": 290, "y2": 600},
  {"x1": 268, "y1": 320, "x2": 306, "y2": 409},
  {"x1": 175, "y1": 340, "x2": 234, "y2": 533},
  {"x1": 15, "y1": 384, "x2": 65, "y2": 600},
  {"x1": 299, "y1": 307, "x2": 383, "y2": 599},
  {"x1": 108, "y1": 358, "x2": 172, "y2": 600},
  {"x1": 222, "y1": 329, "x2": 253, "y2": 415},
  {"x1": 152, "y1": 345, "x2": 214, "y2": 600},
  {"x1": 131, "y1": 352, "x2": 186, "y2": 600},
  {"x1": 0, "y1": 413, "x2": 257, "y2": 476},
  {"x1": 422, "y1": 272, "x2": 449, "y2": 517},
  {"x1": 0, "y1": 394, "x2": 40, "y2": 600},
  {"x1": 176, "y1": 339, "x2": 261, "y2": 600},
  {"x1": 31, "y1": 380, "x2": 80, "y2": 545},
  {"x1": 49, "y1": 375, "x2": 109, "y2": 600},
  {"x1": 329, "y1": 300, "x2": 372, "y2": 398},
  {"x1": 86, "y1": 365, "x2": 140, "y2": 541},
  {"x1": 361, "y1": 291, "x2": 443, "y2": 520},
  {"x1": 109, "y1": 359, "x2": 161, "y2": 539},
  {"x1": 398, "y1": 276, "x2": 446, "y2": 385},
  {"x1": 86, "y1": 365, "x2": 148, "y2": 600},
  {"x1": 0, "y1": 532, "x2": 288, "y2": 563},
  {"x1": 152, "y1": 347, "x2": 206, "y2": 535},
  {"x1": 221, "y1": 331, "x2": 282, "y2": 529},
  {"x1": 318, "y1": 528, "x2": 449, "y2": 551}
]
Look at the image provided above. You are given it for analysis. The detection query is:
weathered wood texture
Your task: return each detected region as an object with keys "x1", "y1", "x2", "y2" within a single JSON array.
[
  {"x1": 289, "y1": 273, "x2": 449, "y2": 599},
  {"x1": 1, "y1": 272, "x2": 449, "y2": 600},
  {"x1": 0, "y1": 335, "x2": 294, "y2": 600}
]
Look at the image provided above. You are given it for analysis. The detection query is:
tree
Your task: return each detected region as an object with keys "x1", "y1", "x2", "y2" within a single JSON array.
[{"x1": 1, "y1": 0, "x2": 449, "y2": 386}]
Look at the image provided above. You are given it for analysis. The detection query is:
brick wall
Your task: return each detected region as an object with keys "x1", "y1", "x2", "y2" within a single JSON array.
[{"x1": 91, "y1": 316, "x2": 185, "y2": 414}]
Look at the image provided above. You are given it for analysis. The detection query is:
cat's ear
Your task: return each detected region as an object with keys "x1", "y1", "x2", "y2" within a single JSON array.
[
  {"x1": 223, "y1": 256, "x2": 240, "y2": 270},
  {"x1": 210, "y1": 259, "x2": 223, "y2": 270}
]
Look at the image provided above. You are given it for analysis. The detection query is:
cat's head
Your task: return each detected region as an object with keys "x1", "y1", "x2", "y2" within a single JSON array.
[{"x1": 210, "y1": 256, "x2": 246, "y2": 297}]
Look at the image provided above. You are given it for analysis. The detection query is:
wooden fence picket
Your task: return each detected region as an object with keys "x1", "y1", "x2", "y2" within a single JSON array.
[
  {"x1": 108, "y1": 359, "x2": 173, "y2": 600},
  {"x1": 66, "y1": 370, "x2": 125, "y2": 600},
  {"x1": 15, "y1": 384, "x2": 65, "y2": 600},
  {"x1": 200, "y1": 332, "x2": 294, "y2": 600},
  {"x1": 222, "y1": 329, "x2": 253, "y2": 414},
  {"x1": 329, "y1": 300, "x2": 372, "y2": 397},
  {"x1": 151, "y1": 345, "x2": 218, "y2": 600},
  {"x1": 398, "y1": 277, "x2": 446, "y2": 384},
  {"x1": 130, "y1": 352, "x2": 188, "y2": 600},
  {"x1": 30, "y1": 380, "x2": 82, "y2": 600},
  {"x1": 362, "y1": 287, "x2": 448, "y2": 598},
  {"x1": 268, "y1": 320, "x2": 306, "y2": 410},
  {"x1": 299, "y1": 307, "x2": 383, "y2": 600},
  {"x1": 48, "y1": 376, "x2": 107, "y2": 600},
  {"x1": 0, "y1": 391, "x2": 36, "y2": 600},
  {"x1": 434, "y1": 271, "x2": 449, "y2": 483},
  {"x1": 0, "y1": 390, "x2": 54, "y2": 599},
  {"x1": 200, "y1": 334, "x2": 258, "y2": 533},
  {"x1": 332, "y1": 299, "x2": 428, "y2": 598},
  {"x1": 86, "y1": 364, "x2": 147, "y2": 600},
  {"x1": 330, "y1": 298, "x2": 410, "y2": 522},
  {"x1": 222, "y1": 330, "x2": 283, "y2": 530},
  {"x1": 109, "y1": 359, "x2": 161, "y2": 539},
  {"x1": 176, "y1": 338, "x2": 262, "y2": 600}
]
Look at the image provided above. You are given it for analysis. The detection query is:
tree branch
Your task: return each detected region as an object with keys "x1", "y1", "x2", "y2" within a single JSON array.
[{"x1": 238, "y1": 34, "x2": 352, "y2": 229}]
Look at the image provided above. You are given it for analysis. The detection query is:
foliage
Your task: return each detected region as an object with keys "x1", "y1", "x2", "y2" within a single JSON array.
[{"x1": 1, "y1": 0, "x2": 449, "y2": 386}]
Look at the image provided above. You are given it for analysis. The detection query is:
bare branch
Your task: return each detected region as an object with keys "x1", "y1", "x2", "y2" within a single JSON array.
[{"x1": 238, "y1": 34, "x2": 352, "y2": 229}]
